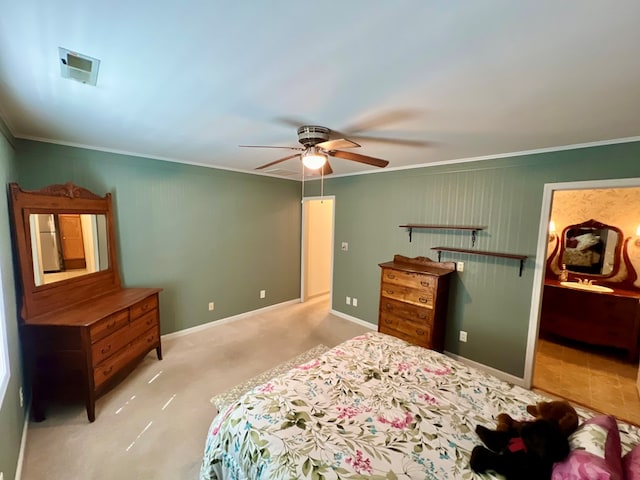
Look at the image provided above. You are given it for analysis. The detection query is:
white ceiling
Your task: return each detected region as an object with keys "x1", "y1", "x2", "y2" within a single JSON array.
[{"x1": 1, "y1": 1, "x2": 639, "y2": 179}]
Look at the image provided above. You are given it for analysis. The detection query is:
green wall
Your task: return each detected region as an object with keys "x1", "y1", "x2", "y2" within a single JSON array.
[
  {"x1": 15, "y1": 140, "x2": 303, "y2": 333},
  {"x1": 0, "y1": 120, "x2": 22, "y2": 480},
  {"x1": 306, "y1": 141, "x2": 640, "y2": 377}
]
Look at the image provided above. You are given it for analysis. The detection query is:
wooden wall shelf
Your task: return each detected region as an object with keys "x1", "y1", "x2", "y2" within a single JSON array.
[
  {"x1": 399, "y1": 224, "x2": 486, "y2": 246},
  {"x1": 431, "y1": 246, "x2": 528, "y2": 277}
]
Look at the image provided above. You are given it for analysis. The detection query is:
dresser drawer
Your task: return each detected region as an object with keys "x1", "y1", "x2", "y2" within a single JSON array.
[
  {"x1": 381, "y1": 268, "x2": 435, "y2": 291},
  {"x1": 379, "y1": 322, "x2": 431, "y2": 348},
  {"x1": 92, "y1": 310, "x2": 158, "y2": 365},
  {"x1": 130, "y1": 294, "x2": 158, "y2": 320},
  {"x1": 90, "y1": 310, "x2": 129, "y2": 343},
  {"x1": 380, "y1": 297, "x2": 433, "y2": 325},
  {"x1": 380, "y1": 282, "x2": 434, "y2": 309},
  {"x1": 379, "y1": 311, "x2": 431, "y2": 338},
  {"x1": 93, "y1": 326, "x2": 159, "y2": 388}
]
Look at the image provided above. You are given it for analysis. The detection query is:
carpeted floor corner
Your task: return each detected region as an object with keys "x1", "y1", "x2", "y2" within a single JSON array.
[{"x1": 210, "y1": 344, "x2": 330, "y2": 412}]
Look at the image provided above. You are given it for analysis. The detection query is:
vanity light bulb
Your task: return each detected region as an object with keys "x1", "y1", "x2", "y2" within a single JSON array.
[
  {"x1": 636, "y1": 224, "x2": 640, "y2": 236},
  {"x1": 549, "y1": 220, "x2": 556, "y2": 233}
]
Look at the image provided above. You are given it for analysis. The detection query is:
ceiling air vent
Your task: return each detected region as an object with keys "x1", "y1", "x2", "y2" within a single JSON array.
[{"x1": 59, "y1": 47, "x2": 100, "y2": 86}]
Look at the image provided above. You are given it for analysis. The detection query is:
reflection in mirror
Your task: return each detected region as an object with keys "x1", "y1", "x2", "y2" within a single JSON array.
[
  {"x1": 561, "y1": 221, "x2": 620, "y2": 276},
  {"x1": 29, "y1": 213, "x2": 109, "y2": 286}
]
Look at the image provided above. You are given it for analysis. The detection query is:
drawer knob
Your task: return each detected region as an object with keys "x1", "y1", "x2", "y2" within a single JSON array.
[
  {"x1": 416, "y1": 329, "x2": 425, "y2": 335},
  {"x1": 103, "y1": 366, "x2": 113, "y2": 376},
  {"x1": 387, "y1": 273, "x2": 396, "y2": 279},
  {"x1": 384, "y1": 318, "x2": 393, "y2": 325},
  {"x1": 420, "y1": 281, "x2": 430, "y2": 287},
  {"x1": 146, "y1": 335, "x2": 154, "y2": 343},
  {"x1": 385, "y1": 289, "x2": 394, "y2": 295},
  {"x1": 419, "y1": 297, "x2": 429, "y2": 304},
  {"x1": 418, "y1": 313, "x2": 427, "y2": 319},
  {"x1": 101, "y1": 345, "x2": 112, "y2": 355}
]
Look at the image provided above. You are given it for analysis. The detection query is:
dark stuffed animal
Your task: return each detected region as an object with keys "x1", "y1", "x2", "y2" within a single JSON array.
[
  {"x1": 470, "y1": 418, "x2": 570, "y2": 480},
  {"x1": 496, "y1": 400, "x2": 579, "y2": 437}
]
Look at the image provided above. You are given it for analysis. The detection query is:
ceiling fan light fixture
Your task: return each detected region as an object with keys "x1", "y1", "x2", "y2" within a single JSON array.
[{"x1": 301, "y1": 148, "x2": 327, "y2": 170}]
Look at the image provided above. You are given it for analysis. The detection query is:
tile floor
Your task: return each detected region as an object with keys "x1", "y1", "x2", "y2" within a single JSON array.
[{"x1": 533, "y1": 337, "x2": 640, "y2": 425}]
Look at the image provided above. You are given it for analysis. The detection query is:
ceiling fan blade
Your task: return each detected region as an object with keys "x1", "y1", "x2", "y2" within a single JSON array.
[
  {"x1": 342, "y1": 134, "x2": 431, "y2": 147},
  {"x1": 341, "y1": 109, "x2": 422, "y2": 133},
  {"x1": 240, "y1": 144, "x2": 302, "y2": 150},
  {"x1": 330, "y1": 150, "x2": 389, "y2": 168},
  {"x1": 255, "y1": 153, "x2": 301, "y2": 170},
  {"x1": 316, "y1": 138, "x2": 360, "y2": 150}
]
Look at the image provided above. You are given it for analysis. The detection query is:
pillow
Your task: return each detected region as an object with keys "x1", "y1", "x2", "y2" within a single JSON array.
[
  {"x1": 623, "y1": 444, "x2": 640, "y2": 479},
  {"x1": 574, "y1": 232, "x2": 600, "y2": 251},
  {"x1": 552, "y1": 415, "x2": 623, "y2": 480}
]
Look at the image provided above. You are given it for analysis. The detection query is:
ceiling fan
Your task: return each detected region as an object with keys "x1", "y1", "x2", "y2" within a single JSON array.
[{"x1": 241, "y1": 125, "x2": 391, "y2": 175}]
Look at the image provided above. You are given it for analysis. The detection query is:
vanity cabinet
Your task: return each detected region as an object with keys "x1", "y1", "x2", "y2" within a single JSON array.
[
  {"x1": 378, "y1": 255, "x2": 455, "y2": 350},
  {"x1": 9, "y1": 182, "x2": 163, "y2": 422},
  {"x1": 540, "y1": 280, "x2": 640, "y2": 362}
]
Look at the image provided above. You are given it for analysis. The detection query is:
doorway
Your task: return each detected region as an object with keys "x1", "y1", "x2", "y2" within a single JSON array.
[
  {"x1": 525, "y1": 177, "x2": 640, "y2": 424},
  {"x1": 301, "y1": 196, "x2": 335, "y2": 304}
]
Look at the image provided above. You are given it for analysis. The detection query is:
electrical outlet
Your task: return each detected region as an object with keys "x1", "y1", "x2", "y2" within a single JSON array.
[
  {"x1": 208, "y1": 302, "x2": 214, "y2": 311},
  {"x1": 457, "y1": 262, "x2": 464, "y2": 272},
  {"x1": 341, "y1": 242, "x2": 349, "y2": 251},
  {"x1": 459, "y1": 330, "x2": 468, "y2": 342},
  {"x1": 346, "y1": 296, "x2": 351, "y2": 305},
  {"x1": 352, "y1": 298, "x2": 358, "y2": 307},
  {"x1": 260, "y1": 290, "x2": 266, "y2": 299},
  {"x1": 19, "y1": 387, "x2": 23, "y2": 408}
]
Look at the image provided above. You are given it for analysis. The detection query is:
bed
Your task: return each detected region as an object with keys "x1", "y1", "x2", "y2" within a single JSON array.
[{"x1": 200, "y1": 332, "x2": 640, "y2": 479}]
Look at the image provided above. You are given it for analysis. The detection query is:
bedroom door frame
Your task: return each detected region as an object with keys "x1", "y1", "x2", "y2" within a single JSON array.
[
  {"x1": 300, "y1": 195, "x2": 335, "y2": 306},
  {"x1": 524, "y1": 176, "x2": 640, "y2": 388}
]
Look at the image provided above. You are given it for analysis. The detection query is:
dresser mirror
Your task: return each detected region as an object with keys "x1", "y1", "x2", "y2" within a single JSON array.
[
  {"x1": 9, "y1": 182, "x2": 121, "y2": 320},
  {"x1": 559, "y1": 219, "x2": 622, "y2": 278},
  {"x1": 30, "y1": 213, "x2": 109, "y2": 286}
]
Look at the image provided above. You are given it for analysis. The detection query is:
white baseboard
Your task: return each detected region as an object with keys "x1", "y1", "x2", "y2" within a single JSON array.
[
  {"x1": 14, "y1": 401, "x2": 29, "y2": 480},
  {"x1": 329, "y1": 309, "x2": 377, "y2": 330},
  {"x1": 445, "y1": 351, "x2": 525, "y2": 387},
  {"x1": 161, "y1": 299, "x2": 301, "y2": 340}
]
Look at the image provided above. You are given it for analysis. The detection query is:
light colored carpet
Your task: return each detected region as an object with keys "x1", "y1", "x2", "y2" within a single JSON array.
[
  {"x1": 19, "y1": 294, "x2": 372, "y2": 480},
  {"x1": 210, "y1": 344, "x2": 330, "y2": 412}
]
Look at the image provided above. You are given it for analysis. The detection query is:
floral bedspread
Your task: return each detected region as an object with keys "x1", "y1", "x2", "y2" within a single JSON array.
[{"x1": 200, "y1": 332, "x2": 640, "y2": 480}]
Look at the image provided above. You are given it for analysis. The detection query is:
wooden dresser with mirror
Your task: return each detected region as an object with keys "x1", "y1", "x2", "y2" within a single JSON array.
[
  {"x1": 8, "y1": 182, "x2": 162, "y2": 422},
  {"x1": 542, "y1": 218, "x2": 640, "y2": 361}
]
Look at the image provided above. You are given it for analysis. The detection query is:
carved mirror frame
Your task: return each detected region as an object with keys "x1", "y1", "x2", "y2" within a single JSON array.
[{"x1": 8, "y1": 182, "x2": 121, "y2": 321}]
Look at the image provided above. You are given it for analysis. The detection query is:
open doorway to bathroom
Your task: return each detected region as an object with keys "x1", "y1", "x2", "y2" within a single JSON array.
[{"x1": 528, "y1": 178, "x2": 640, "y2": 425}]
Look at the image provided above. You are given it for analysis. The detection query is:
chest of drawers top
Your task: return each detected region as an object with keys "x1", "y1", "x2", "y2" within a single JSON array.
[{"x1": 25, "y1": 287, "x2": 162, "y2": 328}]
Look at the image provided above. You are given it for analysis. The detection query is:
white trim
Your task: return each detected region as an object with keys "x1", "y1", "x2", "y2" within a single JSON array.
[
  {"x1": 11, "y1": 127, "x2": 639, "y2": 181},
  {"x1": 445, "y1": 351, "x2": 525, "y2": 387},
  {"x1": 161, "y1": 299, "x2": 301, "y2": 341},
  {"x1": 329, "y1": 309, "x2": 376, "y2": 330},
  {"x1": 524, "y1": 176, "x2": 640, "y2": 388},
  {"x1": 14, "y1": 400, "x2": 29, "y2": 480},
  {"x1": 305, "y1": 136, "x2": 640, "y2": 179}
]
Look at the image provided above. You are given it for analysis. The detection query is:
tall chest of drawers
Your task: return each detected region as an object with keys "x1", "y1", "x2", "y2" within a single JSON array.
[{"x1": 378, "y1": 255, "x2": 455, "y2": 350}]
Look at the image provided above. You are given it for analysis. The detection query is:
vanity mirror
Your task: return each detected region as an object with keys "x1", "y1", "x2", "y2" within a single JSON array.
[
  {"x1": 558, "y1": 219, "x2": 622, "y2": 278},
  {"x1": 9, "y1": 182, "x2": 162, "y2": 422}
]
